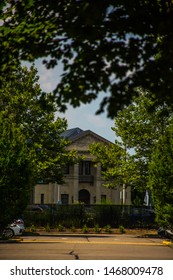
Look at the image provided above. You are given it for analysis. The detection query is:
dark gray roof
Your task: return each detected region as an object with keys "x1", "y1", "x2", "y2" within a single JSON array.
[
  {"x1": 61, "y1": 127, "x2": 112, "y2": 144},
  {"x1": 61, "y1": 127, "x2": 84, "y2": 140}
]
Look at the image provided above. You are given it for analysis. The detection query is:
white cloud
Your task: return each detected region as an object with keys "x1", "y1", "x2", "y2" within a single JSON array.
[
  {"x1": 85, "y1": 113, "x2": 108, "y2": 128},
  {"x1": 34, "y1": 59, "x2": 63, "y2": 92},
  {"x1": 56, "y1": 103, "x2": 115, "y2": 142}
]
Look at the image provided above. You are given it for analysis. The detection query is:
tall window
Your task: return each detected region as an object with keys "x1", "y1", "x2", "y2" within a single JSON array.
[
  {"x1": 40, "y1": 193, "x2": 44, "y2": 204},
  {"x1": 85, "y1": 161, "x2": 91, "y2": 175},
  {"x1": 61, "y1": 194, "x2": 69, "y2": 205},
  {"x1": 79, "y1": 161, "x2": 91, "y2": 175},
  {"x1": 79, "y1": 161, "x2": 84, "y2": 175}
]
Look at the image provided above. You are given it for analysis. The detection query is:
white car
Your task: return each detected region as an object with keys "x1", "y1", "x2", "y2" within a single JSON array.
[
  {"x1": 158, "y1": 227, "x2": 173, "y2": 239},
  {"x1": 3, "y1": 219, "x2": 25, "y2": 238}
]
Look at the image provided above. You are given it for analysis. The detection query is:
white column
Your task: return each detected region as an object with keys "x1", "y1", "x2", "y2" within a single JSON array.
[
  {"x1": 120, "y1": 184, "x2": 126, "y2": 205},
  {"x1": 73, "y1": 163, "x2": 79, "y2": 203},
  {"x1": 122, "y1": 184, "x2": 126, "y2": 205},
  {"x1": 56, "y1": 182, "x2": 62, "y2": 204},
  {"x1": 52, "y1": 182, "x2": 61, "y2": 204},
  {"x1": 96, "y1": 163, "x2": 101, "y2": 203}
]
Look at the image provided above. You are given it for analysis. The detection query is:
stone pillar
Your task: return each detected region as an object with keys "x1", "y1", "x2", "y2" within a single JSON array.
[
  {"x1": 122, "y1": 184, "x2": 126, "y2": 205},
  {"x1": 73, "y1": 163, "x2": 79, "y2": 203},
  {"x1": 54, "y1": 182, "x2": 62, "y2": 204},
  {"x1": 50, "y1": 182, "x2": 56, "y2": 203},
  {"x1": 96, "y1": 163, "x2": 101, "y2": 204}
]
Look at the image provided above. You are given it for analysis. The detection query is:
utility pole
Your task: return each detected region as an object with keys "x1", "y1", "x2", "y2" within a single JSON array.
[
  {"x1": 55, "y1": 181, "x2": 62, "y2": 204},
  {"x1": 122, "y1": 141, "x2": 127, "y2": 205}
]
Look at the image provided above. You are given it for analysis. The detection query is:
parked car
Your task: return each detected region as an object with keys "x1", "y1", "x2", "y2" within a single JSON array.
[
  {"x1": 39, "y1": 204, "x2": 50, "y2": 211},
  {"x1": 128, "y1": 207, "x2": 155, "y2": 218},
  {"x1": 2, "y1": 219, "x2": 25, "y2": 238},
  {"x1": 26, "y1": 204, "x2": 44, "y2": 212},
  {"x1": 158, "y1": 227, "x2": 173, "y2": 239}
]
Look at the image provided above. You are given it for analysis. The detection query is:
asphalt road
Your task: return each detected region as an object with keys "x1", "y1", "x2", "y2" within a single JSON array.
[{"x1": 0, "y1": 234, "x2": 173, "y2": 260}]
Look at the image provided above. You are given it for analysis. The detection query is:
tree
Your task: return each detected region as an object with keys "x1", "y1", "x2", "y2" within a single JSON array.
[
  {"x1": 0, "y1": 119, "x2": 35, "y2": 228},
  {"x1": 1, "y1": 0, "x2": 173, "y2": 117},
  {"x1": 0, "y1": 65, "x2": 76, "y2": 183},
  {"x1": 112, "y1": 89, "x2": 172, "y2": 191},
  {"x1": 89, "y1": 141, "x2": 135, "y2": 205},
  {"x1": 0, "y1": 65, "x2": 76, "y2": 228},
  {"x1": 90, "y1": 89, "x2": 172, "y2": 205},
  {"x1": 149, "y1": 126, "x2": 173, "y2": 229},
  {"x1": 90, "y1": 142, "x2": 125, "y2": 188}
]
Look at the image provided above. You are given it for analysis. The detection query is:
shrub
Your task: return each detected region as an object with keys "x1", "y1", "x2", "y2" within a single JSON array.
[
  {"x1": 93, "y1": 224, "x2": 101, "y2": 233},
  {"x1": 82, "y1": 224, "x2": 89, "y2": 233},
  {"x1": 57, "y1": 224, "x2": 65, "y2": 232},
  {"x1": 29, "y1": 224, "x2": 36, "y2": 232},
  {"x1": 70, "y1": 226, "x2": 76, "y2": 232},
  {"x1": 119, "y1": 225, "x2": 126, "y2": 234},
  {"x1": 45, "y1": 223, "x2": 51, "y2": 232},
  {"x1": 104, "y1": 225, "x2": 112, "y2": 233}
]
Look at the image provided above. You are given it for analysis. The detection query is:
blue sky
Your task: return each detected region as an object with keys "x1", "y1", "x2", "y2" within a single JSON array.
[{"x1": 33, "y1": 59, "x2": 116, "y2": 143}]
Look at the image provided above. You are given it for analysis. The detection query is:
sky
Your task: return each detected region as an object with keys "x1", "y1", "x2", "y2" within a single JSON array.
[{"x1": 33, "y1": 59, "x2": 116, "y2": 143}]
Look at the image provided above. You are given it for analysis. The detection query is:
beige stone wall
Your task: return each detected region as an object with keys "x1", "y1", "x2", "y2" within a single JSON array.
[
  {"x1": 33, "y1": 131, "x2": 131, "y2": 205},
  {"x1": 34, "y1": 181, "x2": 131, "y2": 205},
  {"x1": 34, "y1": 183, "x2": 52, "y2": 204}
]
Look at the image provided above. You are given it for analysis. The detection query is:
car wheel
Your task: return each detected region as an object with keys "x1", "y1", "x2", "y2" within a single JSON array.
[{"x1": 3, "y1": 228, "x2": 14, "y2": 238}]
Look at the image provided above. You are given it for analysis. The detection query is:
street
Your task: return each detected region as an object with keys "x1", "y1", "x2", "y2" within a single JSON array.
[{"x1": 0, "y1": 234, "x2": 173, "y2": 260}]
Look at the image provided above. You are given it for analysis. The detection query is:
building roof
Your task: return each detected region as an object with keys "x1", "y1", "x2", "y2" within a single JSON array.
[
  {"x1": 61, "y1": 127, "x2": 84, "y2": 140},
  {"x1": 61, "y1": 127, "x2": 112, "y2": 144}
]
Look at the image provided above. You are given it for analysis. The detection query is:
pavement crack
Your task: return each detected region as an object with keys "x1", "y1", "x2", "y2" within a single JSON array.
[
  {"x1": 69, "y1": 250, "x2": 79, "y2": 260},
  {"x1": 74, "y1": 254, "x2": 79, "y2": 260}
]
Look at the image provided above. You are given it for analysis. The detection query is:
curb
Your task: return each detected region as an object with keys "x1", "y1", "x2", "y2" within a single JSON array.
[{"x1": 0, "y1": 238, "x2": 22, "y2": 243}]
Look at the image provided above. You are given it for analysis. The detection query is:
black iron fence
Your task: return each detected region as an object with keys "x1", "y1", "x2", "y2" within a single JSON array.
[{"x1": 22, "y1": 204, "x2": 156, "y2": 229}]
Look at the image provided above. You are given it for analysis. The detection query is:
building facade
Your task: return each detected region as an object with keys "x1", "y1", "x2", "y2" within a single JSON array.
[{"x1": 33, "y1": 128, "x2": 131, "y2": 205}]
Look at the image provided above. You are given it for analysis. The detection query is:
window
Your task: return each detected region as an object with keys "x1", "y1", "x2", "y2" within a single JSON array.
[
  {"x1": 79, "y1": 161, "x2": 84, "y2": 175},
  {"x1": 40, "y1": 194, "x2": 44, "y2": 204},
  {"x1": 61, "y1": 194, "x2": 69, "y2": 205},
  {"x1": 85, "y1": 161, "x2": 91, "y2": 175},
  {"x1": 79, "y1": 161, "x2": 91, "y2": 175}
]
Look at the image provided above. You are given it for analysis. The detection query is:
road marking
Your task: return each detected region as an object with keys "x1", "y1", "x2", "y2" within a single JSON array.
[
  {"x1": 162, "y1": 241, "x2": 172, "y2": 245},
  {"x1": 18, "y1": 239, "x2": 168, "y2": 246}
]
